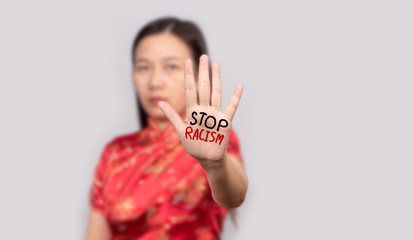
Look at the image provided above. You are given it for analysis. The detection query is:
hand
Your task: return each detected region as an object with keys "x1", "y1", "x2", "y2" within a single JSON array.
[{"x1": 158, "y1": 54, "x2": 243, "y2": 167}]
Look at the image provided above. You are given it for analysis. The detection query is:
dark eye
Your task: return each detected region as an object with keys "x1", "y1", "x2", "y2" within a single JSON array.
[
  {"x1": 167, "y1": 64, "x2": 178, "y2": 70},
  {"x1": 136, "y1": 65, "x2": 149, "y2": 71}
]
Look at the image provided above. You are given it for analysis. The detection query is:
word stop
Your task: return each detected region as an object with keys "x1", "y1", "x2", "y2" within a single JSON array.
[{"x1": 185, "y1": 111, "x2": 229, "y2": 145}]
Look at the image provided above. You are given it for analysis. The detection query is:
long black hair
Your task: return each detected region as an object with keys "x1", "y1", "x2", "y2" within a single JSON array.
[{"x1": 131, "y1": 16, "x2": 208, "y2": 129}]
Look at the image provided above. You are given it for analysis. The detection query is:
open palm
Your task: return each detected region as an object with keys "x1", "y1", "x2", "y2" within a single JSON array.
[{"x1": 158, "y1": 54, "x2": 243, "y2": 164}]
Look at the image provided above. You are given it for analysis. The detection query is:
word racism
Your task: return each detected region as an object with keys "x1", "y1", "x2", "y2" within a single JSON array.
[{"x1": 185, "y1": 111, "x2": 229, "y2": 145}]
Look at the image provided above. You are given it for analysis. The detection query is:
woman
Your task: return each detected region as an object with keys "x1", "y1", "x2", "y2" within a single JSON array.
[{"x1": 86, "y1": 17, "x2": 248, "y2": 240}]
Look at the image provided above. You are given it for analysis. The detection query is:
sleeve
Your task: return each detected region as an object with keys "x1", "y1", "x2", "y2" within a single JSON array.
[
  {"x1": 89, "y1": 142, "x2": 112, "y2": 217},
  {"x1": 226, "y1": 129, "x2": 244, "y2": 168}
]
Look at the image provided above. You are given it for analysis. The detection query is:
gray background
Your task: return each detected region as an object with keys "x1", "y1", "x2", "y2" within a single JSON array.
[{"x1": 0, "y1": 0, "x2": 412, "y2": 239}]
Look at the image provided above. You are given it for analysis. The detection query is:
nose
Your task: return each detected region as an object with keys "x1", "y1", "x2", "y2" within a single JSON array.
[{"x1": 149, "y1": 67, "x2": 165, "y2": 89}]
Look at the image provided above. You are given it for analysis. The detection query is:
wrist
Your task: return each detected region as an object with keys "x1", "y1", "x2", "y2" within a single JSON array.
[{"x1": 198, "y1": 152, "x2": 229, "y2": 173}]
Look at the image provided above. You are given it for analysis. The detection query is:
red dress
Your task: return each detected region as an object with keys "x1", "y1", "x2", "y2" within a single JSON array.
[{"x1": 89, "y1": 116, "x2": 244, "y2": 240}]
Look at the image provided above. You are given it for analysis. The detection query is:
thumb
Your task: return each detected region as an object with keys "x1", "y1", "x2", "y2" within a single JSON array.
[{"x1": 158, "y1": 101, "x2": 185, "y2": 132}]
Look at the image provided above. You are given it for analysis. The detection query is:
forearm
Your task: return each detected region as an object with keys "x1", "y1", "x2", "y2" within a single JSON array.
[
  {"x1": 86, "y1": 210, "x2": 111, "y2": 240},
  {"x1": 199, "y1": 152, "x2": 248, "y2": 208}
]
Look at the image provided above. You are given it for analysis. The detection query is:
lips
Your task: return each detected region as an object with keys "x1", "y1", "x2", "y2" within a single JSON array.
[{"x1": 149, "y1": 97, "x2": 166, "y2": 105}]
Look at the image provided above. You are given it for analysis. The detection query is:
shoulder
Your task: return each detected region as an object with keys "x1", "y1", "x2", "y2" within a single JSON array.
[
  {"x1": 98, "y1": 129, "x2": 141, "y2": 165},
  {"x1": 104, "y1": 130, "x2": 141, "y2": 152},
  {"x1": 110, "y1": 129, "x2": 141, "y2": 145}
]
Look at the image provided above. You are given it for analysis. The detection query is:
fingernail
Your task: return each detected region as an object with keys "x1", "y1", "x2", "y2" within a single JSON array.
[
  {"x1": 212, "y1": 63, "x2": 219, "y2": 76},
  {"x1": 185, "y1": 59, "x2": 191, "y2": 73},
  {"x1": 201, "y1": 55, "x2": 208, "y2": 66}
]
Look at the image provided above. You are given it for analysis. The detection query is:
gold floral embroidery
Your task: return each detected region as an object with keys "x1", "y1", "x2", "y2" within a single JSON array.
[
  {"x1": 113, "y1": 197, "x2": 135, "y2": 220},
  {"x1": 90, "y1": 116, "x2": 241, "y2": 238},
  {"x1": 169, "y1": 215, "x2": 188, "y2": 224},
  {"x1": 157, "y1": 195, "x2": 165, "y2": 203},
  {"x1": 145, "y1": 206, "x2": 157, "y2": 222},
  {"x1": 194, "y1": 226, "x2": 214, "y2": 238}
]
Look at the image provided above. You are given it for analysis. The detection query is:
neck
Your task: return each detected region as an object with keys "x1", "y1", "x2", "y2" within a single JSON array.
[
  {"x1": 157, "y1": 119, "x2": 169, "y2": 130},
  {"x1": 148, "y1": 112, "x2": 185, "y2": 131},
  {"x1": 148, "y1": 116, "x2": 170, "y2": 131}
]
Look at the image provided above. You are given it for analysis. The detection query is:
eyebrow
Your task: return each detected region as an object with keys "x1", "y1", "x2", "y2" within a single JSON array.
[{"x1": 134, "y1": 56, "x2": 183, "y2": 63}]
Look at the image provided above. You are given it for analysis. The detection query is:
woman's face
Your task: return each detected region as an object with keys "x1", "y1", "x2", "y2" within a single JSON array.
[{"x1": 133, "y1": 32, "x2": 195, "y2": 121}]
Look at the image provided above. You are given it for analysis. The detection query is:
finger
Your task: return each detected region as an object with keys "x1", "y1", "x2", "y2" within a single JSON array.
[
  {"x1": 158, "y1": 101, "x2": 185, "y2": 132},
  {"x1": 198, "y1": 54, "x2": 210, "y2": 106},
  {"x1": 224, "y1": 84, "x2": 243, "y2": 121},
  {"x1": 211, "y1": 62, "x2": 221, "y2": 110},
  {"x1": 184, "y1": 59, "x2": 197, "y2": 109}
]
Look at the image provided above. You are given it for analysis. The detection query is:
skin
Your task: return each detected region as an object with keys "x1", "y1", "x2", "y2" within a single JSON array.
[
  {"x1": 86, "y1": 32, "x2": 248, "y2": 239},
  {"x1": 133, "y1": 32, "x2": 194, "y2": 129}
]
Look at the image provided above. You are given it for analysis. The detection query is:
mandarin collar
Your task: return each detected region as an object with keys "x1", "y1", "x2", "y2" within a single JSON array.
[{"x1": 144, "y1": 113, "x2": 185, "y2": 146}]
